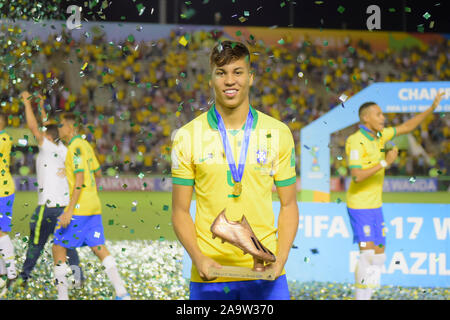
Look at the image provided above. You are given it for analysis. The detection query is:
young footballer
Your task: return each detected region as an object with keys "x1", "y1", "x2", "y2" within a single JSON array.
[
  {"x1": 14, "y1": 91, "x2": 84, "y2": 288},
  {"x1": 346, "y1": 91, "x2": 445, "y2": 300},
  {"x1": 52, "y1": 113, "x2": 129, "y2": 300},
  {"x1": 171, "y1": 40, "x2": 299, "y2": 300}
]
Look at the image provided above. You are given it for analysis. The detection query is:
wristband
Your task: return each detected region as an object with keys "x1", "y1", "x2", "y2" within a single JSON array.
[{"x1": 380, "y1": 160, "x2": 388, "y2": 168}]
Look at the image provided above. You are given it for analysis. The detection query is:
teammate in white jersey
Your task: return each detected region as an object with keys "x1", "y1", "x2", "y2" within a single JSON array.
[{"x1": 12, "y1": 91, "x2": 84, "y2": 290}]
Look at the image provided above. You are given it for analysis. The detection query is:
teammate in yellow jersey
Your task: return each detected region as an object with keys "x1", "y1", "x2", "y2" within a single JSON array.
[
  {"x1": 171, "y1": 40, "x2": 299, "y2": 300},
  {"x1": 0, "y1": 112, "x2": 17, "y2": 297},
  {"x1": 346, "y1": 91, "x2": 445, "y2": 300},
  {"x1": 52, "y1": 113, "x2": 130, "y2": 300}
]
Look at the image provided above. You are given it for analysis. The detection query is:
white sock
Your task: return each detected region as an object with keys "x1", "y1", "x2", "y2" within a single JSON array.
[
  {"x1": 369, "y1": 253, "x2": 386, "y2": 289},
  {"x1": 54, "y1": 263, "x2": 70, "y2": 300},
  {"x1": 355, "y1": 249, "x2": 374, "y2": 300},
  {"x1": 0, "y1": 235, "x2": 16, "y2": 279},
  {"x1": 0, "y1": 258, "x2": 6, "y2": 275},
  {"x1": 102, "y1": 255, "x2": 127, "y2": 297}
]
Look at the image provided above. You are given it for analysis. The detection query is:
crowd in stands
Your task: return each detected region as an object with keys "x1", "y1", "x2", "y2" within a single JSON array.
[{"x1": 1, "y1": 23, "x2": 449, "y2": 178}]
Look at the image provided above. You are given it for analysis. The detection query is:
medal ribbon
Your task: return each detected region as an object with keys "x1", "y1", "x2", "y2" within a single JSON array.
[{"x1": 215, "y1": 106, "x2": 253, "y2": 184}]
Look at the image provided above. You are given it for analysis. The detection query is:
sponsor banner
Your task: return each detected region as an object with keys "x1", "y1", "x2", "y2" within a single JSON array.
[
  {"x1": 96, "y1": 177, "x2": 156, "y2": 191},
  {"x1": 13, "y1": 176, "x2": 442, "y2": 192},
  {"x1": 344, "y1": 177, "x2": 438, "y2": 192},
  {"x1": 14, "y1": 176, "x2": 38, "y2": 191},
  {"x1": 182, "y1": 202, "x2": 450, "y2": 287}
]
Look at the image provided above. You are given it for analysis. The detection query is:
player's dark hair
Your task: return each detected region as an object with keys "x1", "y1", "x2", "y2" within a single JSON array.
[
  {"x1": 45, "y1": 123, "x2": 59, "y2": 140},
  {"x1": 210, "y1": 40, "x2": 250, "y2": 68},
  {"x1": 60, "y1": 112, "x2": 80, "y2": 128},
  {"x1": 358, "y1": 102, "x2": 377, "y2": 119}
]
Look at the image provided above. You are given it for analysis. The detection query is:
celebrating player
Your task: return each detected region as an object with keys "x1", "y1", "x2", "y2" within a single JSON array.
[
  {"x1": 171, "y1": 40, "x2": 299, "y2": 300},
  {"x1": 0, "y1": 112, "x2": 17, "y2": 297},
  {"x1": 345, "y1": 91, "x2": 445, "y2": 300},
  {"x1": 52, "y1": 113, "x2": 129, "y2": 300},
  {"x1": 12, "y1": 91, "x2": 84, "y2": 289}
]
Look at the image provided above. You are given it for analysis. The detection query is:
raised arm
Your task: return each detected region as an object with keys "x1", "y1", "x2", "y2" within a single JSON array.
[
  {"x1": 37, "y1": 94, "x2": 49, "y2": 125},
  {"x1": 20, "y1": 91, "x2": 44, "y2": 145},
  {"x1": 395, "y1": 91, "x2": 445, "y2": 136}
]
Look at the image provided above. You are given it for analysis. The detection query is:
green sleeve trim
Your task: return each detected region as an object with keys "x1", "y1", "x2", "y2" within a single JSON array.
[
  {"x1": 393, "y1": 127, "x2": 397, "y2": 138},
  {"x1": 349, "y1": 165, "x2": 362, "y2": 169},
  {"x1": 172, "y1": 177, "x2": 195, "y2": 186},
  {"x1": 93, "y1": 166, "x2": 101, "y2": 172},
  {"x1": 74, "y1": 169, "x2": 85, "y2": 173},
  {"x1": 274, "y1": 176, "x2": 296, "y2": 187}
]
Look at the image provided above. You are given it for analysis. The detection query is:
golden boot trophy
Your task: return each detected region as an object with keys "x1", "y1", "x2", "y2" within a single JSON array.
[{"x1": 208, "y1": 209, "x2": 276, "y2": 280}]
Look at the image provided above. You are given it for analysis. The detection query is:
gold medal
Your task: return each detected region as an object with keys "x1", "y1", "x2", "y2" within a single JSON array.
[{"x1": 232, "y1": 182, "x2": 242, "y2": 196}]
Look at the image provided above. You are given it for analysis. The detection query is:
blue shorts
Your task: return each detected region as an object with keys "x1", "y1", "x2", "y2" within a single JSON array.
[
  {"x1": 189, "y1": 274, "x2": 290, "y2": 300},
  {"x1": 0, "y1": 194, "x2": 15, "y2": 232},
  {"x1": 347, "y1": 207, "x2": 386, "y2": 246},
  {"x1": 54, "y1": 214, "x2": 105, "y2": 249}
]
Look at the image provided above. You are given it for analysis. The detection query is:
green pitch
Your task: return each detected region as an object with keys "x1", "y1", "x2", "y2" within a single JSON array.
[{"x1": 11, "y1": 191, "x2": 449, "y2": 242}]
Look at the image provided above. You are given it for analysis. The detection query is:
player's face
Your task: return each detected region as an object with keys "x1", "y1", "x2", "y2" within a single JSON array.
[
  {"x1": 365, "y1": 105, "x2": 385, "y2": 132},
  {"x1": 210, "y1": 57, "x2": 254, "y2": 110}
]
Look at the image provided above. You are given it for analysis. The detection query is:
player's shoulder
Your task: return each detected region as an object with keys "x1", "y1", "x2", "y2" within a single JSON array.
[
  {"x1": 68, "y1": 135, "x2": 90, "y2": 153},
  {"x1": 255, "y1": 109, "x2": 292, "y2": 135},
  {"x1": 0, "y1": 131, "x2": 11, "y2": 141},
  {"x1": 346, "y1": 129, "x2": 363, "y2": 144},
  {"x1": 173, "y1": 111, "x2": 208, "y2": 140}
]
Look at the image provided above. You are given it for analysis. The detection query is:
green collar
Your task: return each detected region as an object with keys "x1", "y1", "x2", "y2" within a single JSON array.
[
  {"x1": 207, "y1": 104, "x2": 258, "y2": 131},
  {"x1": 359, "y1": 127, "x2": 375, "y2": 141},
  {"x1": 68, "y1": 134, "x2": 82, "y2": 145}
]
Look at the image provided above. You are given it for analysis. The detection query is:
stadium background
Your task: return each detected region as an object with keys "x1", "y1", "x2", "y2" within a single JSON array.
[{"x1": 0, "y1": 0, "x2": 448, "y2": 299}]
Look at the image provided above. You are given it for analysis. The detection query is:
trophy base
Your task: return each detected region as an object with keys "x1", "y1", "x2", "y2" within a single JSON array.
[{"x1": 208, "y1": 266, "x2": 276, "y2": 281}]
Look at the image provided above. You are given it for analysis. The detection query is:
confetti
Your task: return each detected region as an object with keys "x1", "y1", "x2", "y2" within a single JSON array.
[
  {"x1": 339, "y1": 94, "x2": 348, "y2": 102},
  {"x1": 337, "y1": 5, "x2": 345, "y2": 13},
  {"x1": 423, "y1": 12, "x2": 431, "y2": 20},
  {"x1": 178, "y1": 36, "x2": 188, "y2": 47},
  {"x1": 408, "y1": 176, "x2": 416, "y2": 184},
  {"x1": 223, "y1": 286, "x2": 230, "y2": 294}
]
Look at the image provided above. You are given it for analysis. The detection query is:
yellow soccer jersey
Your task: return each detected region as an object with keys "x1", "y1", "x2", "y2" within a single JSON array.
[
  {"x1": 65, "y1": 135, "x2": 102, "y2": 215},
  {"x1": 171, "y1": 105, "x2": 296, "y2": 283},
  {"x1": 0, "y1": 131, "x2": 15, "y2": 196},
  {"x1": 345, "y1": 127, "x2": 396, "y2": 209}
]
